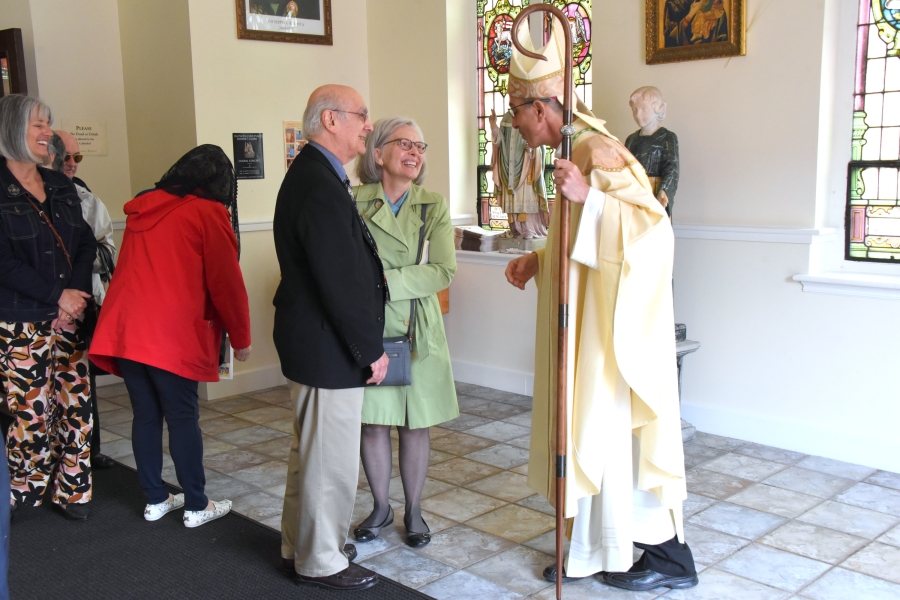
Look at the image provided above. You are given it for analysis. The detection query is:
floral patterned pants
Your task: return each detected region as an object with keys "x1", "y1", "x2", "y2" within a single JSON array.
[{"x1": 0, "y1": 320, "x2": 92, "y2": 505}]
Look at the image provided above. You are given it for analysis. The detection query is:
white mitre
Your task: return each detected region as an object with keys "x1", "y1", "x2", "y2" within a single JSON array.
[{"x1": 508, "y1": 17, "x2": 615, "y2": 140}]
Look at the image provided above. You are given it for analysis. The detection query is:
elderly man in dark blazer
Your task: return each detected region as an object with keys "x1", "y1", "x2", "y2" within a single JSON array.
[{"x1": 273, "y1": 84, "x2": 388, "y2": 592}]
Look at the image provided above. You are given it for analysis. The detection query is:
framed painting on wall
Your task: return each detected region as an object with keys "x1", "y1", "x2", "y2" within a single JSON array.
[
  {"x1": 645, "y1": 0, "x2": 745, "y2": 64},
  {"x1": 236, "y1": 0, "x2": 332, "y2": 45}
]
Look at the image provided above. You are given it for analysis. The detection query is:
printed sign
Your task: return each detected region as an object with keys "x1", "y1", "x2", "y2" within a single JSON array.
[
  {"x1": 232, "y1": 133, "x2": 264, "y2": 180},
  {"x1": 60, "y1": 120, "x2": 108, "y2": 156}
]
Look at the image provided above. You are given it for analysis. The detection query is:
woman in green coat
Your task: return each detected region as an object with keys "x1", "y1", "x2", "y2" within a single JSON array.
[{"x1": 352, "y1": 117, "x2": 458, "y2": 548}]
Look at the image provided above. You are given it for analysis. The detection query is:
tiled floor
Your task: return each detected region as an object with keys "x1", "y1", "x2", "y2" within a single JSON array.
[{"x1": 95, "y1": 382, "x2": 900, "y2": 599}]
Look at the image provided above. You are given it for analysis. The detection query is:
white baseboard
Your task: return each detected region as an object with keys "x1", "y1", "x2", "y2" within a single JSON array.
[
  {"x1": 681, "y1": 402, "x2": 897, "y2": 472},
  {"x1": 451, "y1": 359, "x2": 534, "y2": 396},
  {"x1": 199, "y1": 364, "x2": 287, "y2": 401}
]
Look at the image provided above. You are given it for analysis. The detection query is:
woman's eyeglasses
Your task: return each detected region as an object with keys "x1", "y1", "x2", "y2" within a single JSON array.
[
  {"x1": 384, "y1": 138, "x2": 427, "y2": 153},
  {"x1": 65, "y1": 153, "x2": 83, "y2": 164}
]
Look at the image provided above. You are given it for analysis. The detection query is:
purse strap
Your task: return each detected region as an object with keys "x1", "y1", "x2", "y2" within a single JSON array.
[
  {"x1": 407, "y1": 203, "x2": 428, "y2": 339},
  {"x1": 24, "y1": 194, "x2": 73, "y2": 269}
]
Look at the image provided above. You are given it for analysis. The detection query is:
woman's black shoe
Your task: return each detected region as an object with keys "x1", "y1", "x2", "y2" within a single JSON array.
[
  {"x1": 56, "y1": 500, "x2": 90, "y2": 521},
  {"x1": 353, "y1": 506, "x2": 393, "y2": 543},
  {"x1": 404, "y1": 513, "x2": 431, "y2": 548}
]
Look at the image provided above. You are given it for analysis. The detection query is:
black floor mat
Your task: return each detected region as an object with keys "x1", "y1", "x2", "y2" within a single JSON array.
[{"x1": 9, "y1": 464, "x2": 431, "y2": 599}]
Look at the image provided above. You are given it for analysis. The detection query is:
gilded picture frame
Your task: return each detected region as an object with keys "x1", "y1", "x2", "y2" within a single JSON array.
[
  {"x1": 646, "y1": 0, "x2": 745, "y2": 65},
  {"x1": 236, "y1": 0, "x2": 332, "y2": 46}
]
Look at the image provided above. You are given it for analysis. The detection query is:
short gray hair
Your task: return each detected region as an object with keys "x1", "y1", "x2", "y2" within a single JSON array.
[
  {"x1": 356, "y1": 117, "x2": 427, "y2": 186},
  {"x1": 0, "y1": 94, "x2": 53, "y2": 163},
  {"x1": 303, "y1": 89, "x2": 348, "y2": 139},
  {"x1": 48, "y1": 133, "x2": 66, "y2": 172},
  {"x1": 629, "y1": 86, "x2": 667, "y2": 121}
]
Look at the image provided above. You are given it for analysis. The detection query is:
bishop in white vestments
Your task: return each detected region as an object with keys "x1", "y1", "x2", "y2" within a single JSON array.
[{"x1": 502, "y1": 20, "x2": 699, "y2": 593}]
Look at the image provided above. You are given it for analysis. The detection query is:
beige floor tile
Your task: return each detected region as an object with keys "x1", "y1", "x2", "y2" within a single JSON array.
[
  {"x1": 866, "y1": 470, "x2": 900, "y2": 491},
  {"x1": 200, "y1": 437, "x2": 238, "y2": 457},
  {"x1": 510, "y1": 463, "x2": 528, "y2": 475},
  {"x1": 204, "y1": 395, "x2": 270, "y2": 415},
  {"x1": 684, "y1": 492, "x2": 718, "y2": 518},
  {"x1": 684, "y1": 442, "x2": 727, "y2": 469},
  {"x1": 430, "y1": 431, "x2": 498, "y2": 455},
  {"x1": 387, "y1": 475, "x2": 455, "y2": 502},
  {"x1": 427, "y1": 457, "x2": 501, "y2": 486},
  {"x1": 467, "y1": 504, "x2": 555, "y2": 543},
  {"x1": 507, "y1": 434, "x2": 531, "y2": 450},
  {"x1": 530, "y1": 575, "x2": 660, "y2": 599},
  {"x1": 440, "y1": 413, "x2": 494, "y2": 432},
  {"x1": 421, "y1": 488, "x2": 507, "y2": 522},
  {"x1": 736, "y1": 443, "x2": 808, "y2": 465},
  {"x1": 203, "y1": 471, "x2": 259, "y2": 499},
  {"x1": 703, "y1": 454, "x2": 788, "y2": 482},
  {"x1": 461, "y1": 399, "x2": 529, "y2": 421},
  {"x1": 247, "y1": 436, "x2": 292, "y2": 461},
  {"x1": 419, "y1": 569, "x2": 525, "y2": 599},
  {"x1": 834, "y1": 482, "x2": 900, "y2": 516},
  {"x1": 416, "y1": 524, "x2": 516, "y2": 569},
  {"x1": 248, "y1": 386, "x2": 292, "y2": 404},
  {"x1": 840, "y1": 542, "x2": 900, "y2": 584},
  {"x1": 522, "y1": 529, "x2": 569, "y2": 557},
  {"x1": 717, "y1": 543, "x2": 830, "y2": 592},
  {"x1": 100, "y1": 438, "x2": 136, "y2": 459},
  {"x1": 429, "y1": 449, "x2": 454, "y2": 465},
  {"x1": 232, "y1": 405, "x2": 295, "y2": 424},
  {"x1": 516, "y1": 493, "x2": 556, "y2": 516},
  {"x1": 350, "y1": 488, "x2": 377, "y2": 526},
  {"x1": 383, "y1": 506, "x2": 458, "y2": 543},
  {"x1": 466, "y1": 471, "x2": 533, "y2": 502},
  {"x1": 101, "y1": 393, "x2": 131, "y2": 407},
  {"x1": 684, "y1": 523, "x2": 751, "y2": 564},
  {"x1": 691, "y1": 432, "x2": 750, "y2": 451},
  {"x1": 230, "y1": 460, "x2": 289, "y2": 489},
  {"x1": 877, "y1": 523, "x2": 900, "y2": 547},
  {"x1": 687, "y1": 468, "x2": 754, "y2": 499},
  {"x1": 198, "y1": 415, "x2": 255, "y2": 437},
  {"x1": 801, "y1": 566, "x2": 900, "y2": 600},
  {"x1": 760, "y1": 520, "x2": 868, "y2": 564},
  {"x1": 796, "y1": 456, "x2": 877, "y2": 482},
  {"x1": 102, "y1": 421, "x2": 133, "y2": 439},
  {"x1": 96, "y1": 383, "x2": 129, "y2": 398},
  {"x1": 99, "y1": 407, "x2": 133, "y2": 426},
  {"x1": 466, "y1": 545, "x2": 553, "y2": 596},
  {"x1": 689, "y1": 502, "x2": 787, "y2": 540},
  {"x1": 763, "y1": 467, "x2": 855, "y2": 499},
  {"x1": 797, "y1": 500, "x2": 899, "y2": 539},
  {"x1": 96, "y1": 398, "x2": 123, "y2": 413},
  {"x1": 464, "y1": 443, "x2": 529, "y2": 470},
  {"x1": 464, "y1": 421, "x2": 531, "y2": 442},
  {"x1": 231, "y1": 491, "x2": 284, "y2": 522},
  {"x1": 215, "y1": 425, "x2": 288, "y2": 447},
  {"x1": 204, "y1": 448, "x2": 271, "y2": 474},
  {"x1": 429, "y1": 426, "x2": 452, "y2": 439},
  {"x1": 197, "y1": 407, "x2": 225, "y2": 422},
  {"x1": 359, "y1": 546, "x2": 456, "y2": 589},
  {"x1": 501, "y1": 411, "x2": 532, "y2": 428},
  {"x1": 728, "y1": 484, "x2": 824, "y2": 518},
  {"x1": 265, "y1": 483, "x2": 286, "y2": 498},
  {"x1": 664, "y1": 568, "x2": 788, "y2": 600},
  {"x1": 98, "y1": 429, "x2": 123, "y2": 443},
  {"x1": 265, "y1": 418, "x2": 296, "y2": 435}
]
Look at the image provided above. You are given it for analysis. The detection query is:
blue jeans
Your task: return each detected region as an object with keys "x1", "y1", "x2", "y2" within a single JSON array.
[{"x1": 118, "y1": 359, "x2": 208, "y2": 511}]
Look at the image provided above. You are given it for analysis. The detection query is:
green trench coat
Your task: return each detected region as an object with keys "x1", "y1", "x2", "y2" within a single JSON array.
[{"x1": 355, "y1": 182, "x2": 459, "y2": 429}]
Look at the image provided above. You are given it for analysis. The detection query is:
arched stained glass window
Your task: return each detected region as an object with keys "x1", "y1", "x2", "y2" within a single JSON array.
[
  {"x1": 847, "y1": 0, "x2": 900, "y2": 261},
  {"x1": 476, "y1": 0, "x2": 592, "y2": 230}
]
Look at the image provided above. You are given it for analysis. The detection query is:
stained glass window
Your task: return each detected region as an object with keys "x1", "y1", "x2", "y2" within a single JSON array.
[
  {"x1": 847, "y1": 0, "x2": 900, "y2": 261},
  {"x1": 476, "y1": 0, "x2": 592, "y2": 230}
]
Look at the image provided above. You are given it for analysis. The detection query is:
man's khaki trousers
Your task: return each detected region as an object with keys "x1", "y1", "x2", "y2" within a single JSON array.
[{"x1": 280, "y1": 381, "x2": 364, "y2": 577}]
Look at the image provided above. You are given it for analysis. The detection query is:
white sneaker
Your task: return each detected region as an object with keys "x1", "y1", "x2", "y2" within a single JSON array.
[
  {"x1": 183, "y1": 499, "x2": 232, "y2": 528},
  {"x1": 144, "y1": 493, "x2": 185, "y2": 522}
]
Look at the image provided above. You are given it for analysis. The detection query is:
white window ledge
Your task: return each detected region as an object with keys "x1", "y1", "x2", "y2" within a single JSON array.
[
  {"x1": 792, "y1": 272, "x2": 900, "y2": 300},
  {"x1": 455, "y1": 250, "x2": 518, "y2": 266}
]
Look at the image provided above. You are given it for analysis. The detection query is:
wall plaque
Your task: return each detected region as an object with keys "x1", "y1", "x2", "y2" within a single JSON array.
[{"x1": 232, "y1": 133, "x2": 264, "y2": 180}]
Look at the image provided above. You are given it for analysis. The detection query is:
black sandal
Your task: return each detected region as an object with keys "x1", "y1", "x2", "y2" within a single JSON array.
[{"x1": 353, "y1": 506, "x2": 393, "y2": 543}]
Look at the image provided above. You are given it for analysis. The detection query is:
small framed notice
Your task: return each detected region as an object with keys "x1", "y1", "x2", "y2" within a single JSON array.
[
  {"x1": 60, "y1": 120, "x2": 108, "y2": 156},
  {"x1": 283, "y1": 120, "x2": 305, "y2": 171},
  {"x1": 232, "y1": 133, "x2": 264, "y2": 180}
]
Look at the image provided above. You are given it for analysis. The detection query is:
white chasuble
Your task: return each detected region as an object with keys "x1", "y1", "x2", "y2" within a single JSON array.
[{"x1": 527, "y1": 116, "x2": 687, "y2": 570}]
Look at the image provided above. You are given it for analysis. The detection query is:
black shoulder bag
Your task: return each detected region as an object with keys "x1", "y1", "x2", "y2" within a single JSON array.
[{"x1": 379, "y1": 203, "x2": 427, "y2": 387}]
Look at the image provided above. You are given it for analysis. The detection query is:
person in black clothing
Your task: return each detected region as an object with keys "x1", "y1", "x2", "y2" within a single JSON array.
[{"x1": 273, "y1": 84, "x2": 387, "y2": 592}]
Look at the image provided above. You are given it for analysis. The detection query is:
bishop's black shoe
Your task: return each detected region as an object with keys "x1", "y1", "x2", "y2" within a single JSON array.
[
  {"x1": 542, "y1": 563, "x2": 588, "y2": 583},
  {"x1": 603, "y1": 569, "x2": 699, "y2": 591}
]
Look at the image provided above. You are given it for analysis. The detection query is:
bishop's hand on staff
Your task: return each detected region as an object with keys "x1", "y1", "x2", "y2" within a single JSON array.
[{"x1": 503, "y1": 19, "x2": 699, "y2": 594}]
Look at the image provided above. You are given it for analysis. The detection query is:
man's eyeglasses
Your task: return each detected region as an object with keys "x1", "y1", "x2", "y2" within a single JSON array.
[
  {"x1": 64, "y1": 153, "x2": 83, "y2": 164},
  {"x1": 384, "y1": 138, "x2": 427, "y2": 153},
  {"x1": 509, "y1": 98, "x2": 550, "y2": 117},
  {"x1": 327, "y1": 108, "x2": 370, "y2": 122}
]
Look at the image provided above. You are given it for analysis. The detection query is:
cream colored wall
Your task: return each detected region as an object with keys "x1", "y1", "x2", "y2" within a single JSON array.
[
  {"x1": 367, "y1": 0, "x2": 451, "y2": 201},
  {"x1": 186, "y1": 0, "x2": 372, "y2": 393},
  {"x1": 25, "y1": 0, "x2": 132, "y2": 216},
  {"x1": 117, "y1": 0, "x2": 197, "y2": 199},
  {"x1": 2, "y1": 0, "x2": 40, "y2": 97}
]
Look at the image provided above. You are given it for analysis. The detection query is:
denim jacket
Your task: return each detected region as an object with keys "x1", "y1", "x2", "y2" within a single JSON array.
[{"x1": 0, "y1": 158, "x2": 97, "y2": 323}]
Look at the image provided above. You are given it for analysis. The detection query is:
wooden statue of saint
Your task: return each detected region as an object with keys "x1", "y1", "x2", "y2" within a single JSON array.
[{"x1": 625, "y1": 86, "x2": 679, "y2": 218}]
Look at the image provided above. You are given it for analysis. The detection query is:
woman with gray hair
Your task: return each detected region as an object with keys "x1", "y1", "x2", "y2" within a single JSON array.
[
  {"x1": 351, "y1": 117, "x2": 457, "y2": 548},
  {"x1": 0, "y1": 94, "x2": 97, "y2": 520}
]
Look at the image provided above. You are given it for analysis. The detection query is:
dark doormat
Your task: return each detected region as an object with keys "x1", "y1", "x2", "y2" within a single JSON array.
[{"x1": 9, "y1": 464, "x2": 431, "y2": 599}]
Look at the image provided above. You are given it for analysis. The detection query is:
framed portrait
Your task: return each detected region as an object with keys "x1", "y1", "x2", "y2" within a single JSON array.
[
  {"x1": 236, "y1": 0, "x2": 332, "y2": 45},
  {"x1": 646, "y1": 0, "x2": 745, "y2": 65}
]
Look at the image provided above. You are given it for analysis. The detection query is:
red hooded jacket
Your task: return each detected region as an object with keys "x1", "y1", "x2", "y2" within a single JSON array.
[{"x1": 90, "y1": 190, "x2": 251, "y2": 382}]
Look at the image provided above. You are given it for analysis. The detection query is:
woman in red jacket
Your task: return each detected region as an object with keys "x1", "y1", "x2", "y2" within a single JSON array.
[{"x1": 90, "y1": 145, "x2": 251, "y2": 528}]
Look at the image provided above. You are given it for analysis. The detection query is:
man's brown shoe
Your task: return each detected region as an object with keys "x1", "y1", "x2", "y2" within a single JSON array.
[{"x1": 295, "y1": 563, "x2": 377, "y2": 591}]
